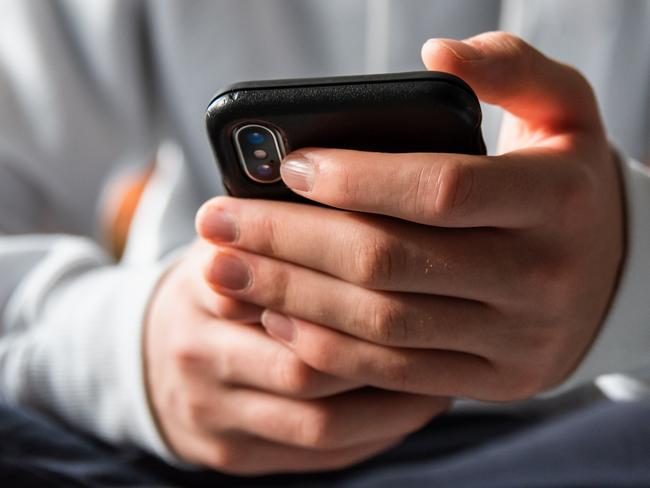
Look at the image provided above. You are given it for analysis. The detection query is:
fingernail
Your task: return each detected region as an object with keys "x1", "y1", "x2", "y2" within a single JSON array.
[
  {"x1": 261, "y1": 309, "x2": 296, "y2": 344},
  {"x1": 429, "y1": 39, "x2": 484, "y2": 61},
  {"x1": 200, "y1": 208, "x2": 238, "y2": 242},
  {"x1": 281, "y1": 155, "x2": 316, "y2": 192},
  {"x1": 208, "y1": 254, "x2": 251, "y2": 291}
]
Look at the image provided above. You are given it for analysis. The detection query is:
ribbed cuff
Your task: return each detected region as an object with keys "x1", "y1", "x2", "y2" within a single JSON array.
[{"x1": 0, "y1": 237, "x2": 184, "y2": 463}]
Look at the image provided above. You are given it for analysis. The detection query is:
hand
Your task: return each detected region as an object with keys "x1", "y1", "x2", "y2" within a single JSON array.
[
  {"x1": 196, "y1": 32, "x2": 624, "y2": 401},
  {"x1": 144, "y1": 239, "x2": 449, "y2": 474}
]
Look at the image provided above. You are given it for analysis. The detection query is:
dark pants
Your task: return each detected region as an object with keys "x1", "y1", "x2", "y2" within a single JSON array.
[{"x1": 1, "y1": 400, "x2": 649, "y2": 487}]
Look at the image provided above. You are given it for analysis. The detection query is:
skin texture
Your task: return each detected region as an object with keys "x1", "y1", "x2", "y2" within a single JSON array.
[
  {"x1": 145, "y1": 238, "x2": 449, "y2": 473},
  {"x1": 146, "y1": 32, "x2": 624, "y2": 473}
]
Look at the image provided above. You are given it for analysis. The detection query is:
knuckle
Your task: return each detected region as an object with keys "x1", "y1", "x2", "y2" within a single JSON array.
[
  {"x1": 260, "y1": 265, "x2": 291, "y2": 311},
  {"x1": 179, "y1": 392, "x2": 208, "y2": 429},
  {"x1": 495, "y1": 31, "x2": 530, "y2": 55},
  {"x1": 562, "y1": 64, "x2": 599, "y2": 107},
  {"x1": 212, "y1": 342, "x2": 236, "y2": 382},
  {"x1": 564, "y1": 64, "x2": 591, "y2": 90},
  {"x1": 481, "y1": 31, "x2": 532, "y2": 61},
  {"x1": 521, "y1": 259, "x2": 575, "y2": 311},
  {"x1": 303, "y1": 335, "x2": 340, "y2": 376},
  {"x1": 353, "y1": 236, "x2": 397, "y2": 288},
  {"x1": 329, "y1": 163, "x2": 359, "y2": 209},
  {"x1": 296, "y1": 404, "x2": 337, "y2": 449},
  {"x1": 481, "y1": 32, "x2": 536, "y2": 81},
  {"x1": 510, "y1": 322, "x2": 574, "y2": 393},
  {"x1": 210, "y1": 294, "x2": 245, "y2": 320},
  {"x1": 408, "y1": 164, "x2": 439, "y2": 222},
  {"x1": 274, "y1": 352, "x2": 318, "y2": 397},
  {"x1": 433, "y1": 162, "x2": 474, "y2": 222},
  {"x1": 555, "y1": 166, "x2": 597, "y2": 219},
  {"x1": 203, "y1": 441, "x2": 241, "y2": 473},
  {"x1": 256, "y1": 211, "x2": 282, "y2": 257},
  {"x1": 382, "y1": 355, "x2": 412, "y2": 391},
  {"x1": 204, "y1": 249, "x2": 222, "y2": 284},
  {"x1": 368, "y1": 298, "x2": 409, "y2": 345},
  {"x1": 171, "y1": 336, "x2": 204, "y2": 372},
  {"x1": 490, "y1": 343, "x2": 560, "y2": 401}
]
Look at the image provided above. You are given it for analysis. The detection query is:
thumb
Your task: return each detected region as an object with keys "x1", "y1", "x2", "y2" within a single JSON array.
[{"x1": 421, "y1": 31, "x2": 602, "y2": 133}]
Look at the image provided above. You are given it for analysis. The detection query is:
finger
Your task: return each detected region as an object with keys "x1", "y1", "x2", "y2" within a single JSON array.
[
  {"x1": 421, "y1": 31, "x2": 603, "y2": 133},
  {"x1": 203, "y1": 247, "x2": 515, "y2": 356},
  {"x1": 197, "y1": 282, "x2": 264, "y2": 323},
  {"x1": 188, "y1": 317, "x2": 360, "y2": 399},
  {"x1": 185, "y1": 238, "x2": 264, "y2": 322},
  {"x1": 262, "y1": 311, "x2": 502, "y2": 401},
  {"x1": 197, "y1": 196, "x2": 534, "y2": 300},
  {"x1": 184, "y1": 431, "x2": 404, "y2": 475},
  {"x1": 272, "y1": 33, "x2": 602, "y2": 226},
  {"x1": 277, "y1": 147, "x2": 583, "y2": 228},
  {"x1": 216, "y1": 386, "x2": 448, "y2": 450}
]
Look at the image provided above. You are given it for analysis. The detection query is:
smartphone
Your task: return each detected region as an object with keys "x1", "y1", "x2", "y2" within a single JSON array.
[{"x1": 205, "y1": 71, "x2": 486, "y2": 202}]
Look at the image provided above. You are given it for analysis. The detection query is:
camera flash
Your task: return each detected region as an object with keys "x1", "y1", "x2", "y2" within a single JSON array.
[{"x1": 253, "y1": 149, "x2": 268, "y2": 159}]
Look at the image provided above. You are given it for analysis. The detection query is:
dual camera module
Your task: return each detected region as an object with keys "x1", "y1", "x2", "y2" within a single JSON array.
[{"x1": 233, "y1": 124, "x2": 285, "y2": 183}]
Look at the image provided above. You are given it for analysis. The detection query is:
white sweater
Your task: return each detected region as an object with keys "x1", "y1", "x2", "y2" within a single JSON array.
[{"x1": 0, "y1": 0, "x2": 648, "y2": 462}]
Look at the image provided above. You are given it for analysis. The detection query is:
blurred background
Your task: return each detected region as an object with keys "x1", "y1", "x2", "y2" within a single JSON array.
[{"x1": 1, "y1": 1, "x2": 648, "y2": 258}]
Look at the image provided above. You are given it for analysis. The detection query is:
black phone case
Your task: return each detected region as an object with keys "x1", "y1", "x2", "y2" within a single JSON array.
[{"x1": 205, "y1": 71, "x2": 486, "y2": 202}]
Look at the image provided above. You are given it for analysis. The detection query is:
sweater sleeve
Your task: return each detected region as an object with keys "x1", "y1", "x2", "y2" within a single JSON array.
[
  {"x1": 0, "y1": 237, "x2": 175, "y2": 460},
  {"x1": 0, "y1": 0, "x2": 186, "y2": 461},
  {"x1": 0, "y1": 141, "x2": 197, "y2": 463}
]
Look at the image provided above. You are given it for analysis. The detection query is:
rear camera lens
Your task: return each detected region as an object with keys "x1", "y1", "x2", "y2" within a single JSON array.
[
  {"x1": 256, "y1": 164, "x2": 273, "y2": 177},
  {"x1": 234, "y1": 124, "x2": 284, "y2": 184},
  {"x1": 246, "y1": 132, "x2": 265, "y2": 145}
]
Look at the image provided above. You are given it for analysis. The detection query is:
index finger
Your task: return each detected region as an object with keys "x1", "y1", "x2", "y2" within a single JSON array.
[{"x1": 280, "y1": 147, "x2": 584, "y2": 228}]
